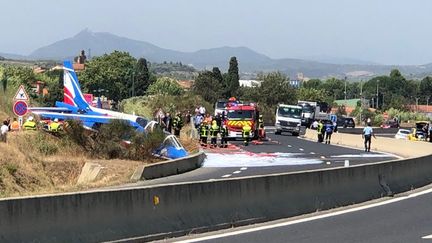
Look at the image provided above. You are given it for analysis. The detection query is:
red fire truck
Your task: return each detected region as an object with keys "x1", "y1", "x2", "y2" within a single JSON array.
[{"x1": 224, "y1": 102, "x2": 260, "y2": 139}]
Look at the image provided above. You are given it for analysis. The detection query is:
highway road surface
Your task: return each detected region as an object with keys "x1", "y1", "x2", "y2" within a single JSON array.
[
  {"x1": 121, "y1": 129, "x2": 398, "y2": 187},
  {"x1": 172, "y1": 185, "x2": 432, "y2": 243}
]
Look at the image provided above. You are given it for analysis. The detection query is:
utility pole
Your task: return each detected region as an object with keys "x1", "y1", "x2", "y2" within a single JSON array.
[
  {"x1": 344, "y1": 76, "x2": 347, "y2": 102},
  {"x1": 359, "y1": 80, "x2": 363, "y2": 124},
  {"x1": 427, "y1": 97, "x2": 430, "y2": 113},
  {"x1": 416, "y1": 97, "x2": 420, "y2": 112},
  {"x1": 376, "y1": 79, "x2": 379, "y2": 109}
]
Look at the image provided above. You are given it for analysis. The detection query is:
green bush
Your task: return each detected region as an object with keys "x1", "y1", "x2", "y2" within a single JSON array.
[
  {"x1": 64, "y1": 120, "x2": 167, "y2": 161},
  {"x1": 34, "y1": 133, "x2": 59, "y2": 155},
  {"x1": 120, "y1": 93, "x2": 214, "y2": 117}
]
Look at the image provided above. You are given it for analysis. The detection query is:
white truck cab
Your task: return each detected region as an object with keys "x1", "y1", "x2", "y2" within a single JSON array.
[{"x1": 275, "y1": 104, "x2": 302, "y2": 136}]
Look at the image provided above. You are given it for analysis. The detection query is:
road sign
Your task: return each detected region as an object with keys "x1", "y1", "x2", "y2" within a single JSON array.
[
  {"x1": 13, "y1": 100, "x2": 28, "y2": 116},
  {"x1": 330, "y1": 114, "x2": 337, "y2": 123},
  {"x1": 14, "y1": 85, "x2": 29, "y2": 100}
]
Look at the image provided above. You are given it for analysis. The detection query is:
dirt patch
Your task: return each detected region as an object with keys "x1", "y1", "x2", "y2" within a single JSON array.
[{"x1": 0, "y1": 131, "x2": 158, "y2": 198}]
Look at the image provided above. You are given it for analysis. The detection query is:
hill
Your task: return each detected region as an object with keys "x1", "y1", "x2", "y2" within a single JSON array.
[{"x1": 1, "y1": 29, "x2": 432, "y2": 79}]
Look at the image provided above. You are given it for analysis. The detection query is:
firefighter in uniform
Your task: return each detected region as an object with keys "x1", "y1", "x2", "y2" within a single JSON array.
[
  {"x1": 242, "y1": 123, "x2": 252, "y2": 146},
  {"x1": 23, "y1": 116, "x2": 37, "y2": 130},
  {"x1": 219, "y1": 124, "x2": 228, "y2": 148},
  {"x1": 317, "y1": 120, "x2": 324, "y2": 143},
  {"x1": 199, "y1": 121, "x2": 209, "y2": 147},
  {"x1": 172, "y1": 112, "x2": 184, "y2": 137},
  {"x1": 49, "y1": 118, "x2": 61, "y2": 132},
  {"x1": 258, "y1": 114, "x2": 265, "y2": 140},
  {"x1": 209, "y1": 120, "x2": 219, "y2": 148}
]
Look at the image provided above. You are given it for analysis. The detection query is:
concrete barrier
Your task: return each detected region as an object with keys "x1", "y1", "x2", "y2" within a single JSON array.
[
  {"x1": 2, "y1": 154, "x2": 432, "y2": 242},
  {"x1": 304, "y1": 128, "x2": 432, "y2": 158},
  {"x1": 139, "y1": 150, "x2": 205, "y2": 180}
]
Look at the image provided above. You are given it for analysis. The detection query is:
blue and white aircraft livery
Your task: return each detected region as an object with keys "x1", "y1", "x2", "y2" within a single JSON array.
[{"x1": 29, "y1": 61, "x2": 188, "y2": 159}]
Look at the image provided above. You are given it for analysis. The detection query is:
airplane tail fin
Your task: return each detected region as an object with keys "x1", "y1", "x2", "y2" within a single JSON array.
[{"x1": 63, "y1": 61, "x2": 90, "y2": 110}]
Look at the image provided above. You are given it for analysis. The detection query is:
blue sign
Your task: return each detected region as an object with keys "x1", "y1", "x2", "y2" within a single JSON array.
[
  {"x1": 13, "y1": 100, "x2": 28, "y2": 116},
  {"x1": 330, "y1": 114, "x2": 337, "y2": 123}
]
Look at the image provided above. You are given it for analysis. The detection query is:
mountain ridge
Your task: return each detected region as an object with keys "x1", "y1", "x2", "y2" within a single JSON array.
[{"x1": 2, "y1": 29, "x2": 432, "y2": 79}]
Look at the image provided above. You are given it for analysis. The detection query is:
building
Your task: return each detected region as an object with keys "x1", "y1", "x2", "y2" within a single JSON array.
[{"x1": 239, "y1": 80, "x2": 262, "y2": 87}]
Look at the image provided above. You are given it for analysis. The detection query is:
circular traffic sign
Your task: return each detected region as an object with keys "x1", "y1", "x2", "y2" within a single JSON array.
[{"x1": 13, "y1": 100, "x2": 28, "y2": 116}]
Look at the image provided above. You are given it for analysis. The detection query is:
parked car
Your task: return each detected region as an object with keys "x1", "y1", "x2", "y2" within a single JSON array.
[
  {"x1": 336, "y1": 117, "x2": 355, "y2": 128},
  {"x1": 394, "y1": 129, "x2": 410, "y2": 140},
  {"x1": 380, "y1": 120, "x2": 400, "y2": 129}
]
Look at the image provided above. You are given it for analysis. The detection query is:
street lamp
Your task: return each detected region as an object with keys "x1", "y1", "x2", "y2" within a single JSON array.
[
  {"x1": 376, "y1": 79, "x2": 379, "y2": 109},
  {"x1": 415, "y1": 97, "x2": 420, "y2": 112}
]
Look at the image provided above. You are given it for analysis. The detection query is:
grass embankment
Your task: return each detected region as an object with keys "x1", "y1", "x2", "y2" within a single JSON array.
[
  {"x1": 0, "y1": 91, "x2": 200, "y2": 198},
  {"x1": 0, "y1": 124, "x2": 200, "y2": 198},
  {"x1": 0, "y1": 131, "x2": 146, "y2": 198}
]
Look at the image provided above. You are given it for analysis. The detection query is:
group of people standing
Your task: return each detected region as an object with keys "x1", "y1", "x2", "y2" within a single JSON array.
[
  {"x1": 154, "y1": 108, "x2": 184, "y2": 137},
  {"x1": 313, "y1": 119, "x2": 377, "y2": 152},
  {"x1": 197, "y1": 112, "x2": 228, "y2": 148},
  {"x1": 313, "y1": 120, "x2": 335, "y2": 144},
  {"x1": 0, "y1": 116, "x2": 47, "y2": 143}
]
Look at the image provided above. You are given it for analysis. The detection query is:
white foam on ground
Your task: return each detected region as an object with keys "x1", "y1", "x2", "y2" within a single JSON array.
[
  {"x1": 203, "y1": 152, "x2": 323, "y2": 168},
  {"x1": 331, "y1": 154, "x2": 392, "y2": 158}
]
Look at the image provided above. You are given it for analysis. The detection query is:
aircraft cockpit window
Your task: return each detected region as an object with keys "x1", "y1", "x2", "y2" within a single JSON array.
[
  {"x1": 136, "y1": 117, "x2": 148, "y2": 128},
  {"x1": 163, "y1": 135, "x2": 185, "y2": 149}
]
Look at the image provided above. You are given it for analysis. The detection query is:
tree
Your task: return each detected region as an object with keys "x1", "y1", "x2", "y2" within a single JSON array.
[
  {"x1": 225, "y1": 56, "x2": 240, "y2": 97},
  {"x1": 321, "y1": 78, "x2": 344, "y2": 102},
  {"x1": 297, "y1": 88, "x2": 327, "y2": 102},
  {"x1": 419, "y1": 76, "x2": 432, "y2": 104},
  {"x1": 133, "y1": 58, "x2": 150, "y2": 97},
  {"x1": 147, "y1": 77, "x2": 183, "y2": 96},
  {"x1": 302, "y1": 79, "x2": 322, "y2": 89},
  {"x1": 79, "y1": 51, "x2": 136, "y2": 102},
  {"x1": 193, "y1": 71, "x2": 222, "y2": 104},
  {"x1": 256, "y1": 72, "x2": 296, "y2": 106},
  {"x1": 212, "y1": 67, "x2": 224, "y2": 84}
]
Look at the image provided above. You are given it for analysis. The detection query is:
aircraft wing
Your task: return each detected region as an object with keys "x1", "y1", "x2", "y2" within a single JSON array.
[
  {"x1": 31, "y1": 111, "x2": 122, "y2": 129},
  {"x1": 28, "y1": 107, "x2": 71, "y2": 112}
]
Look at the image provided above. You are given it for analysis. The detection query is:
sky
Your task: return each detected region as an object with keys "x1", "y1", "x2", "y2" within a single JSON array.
[{"x1": 1, "y1": 0, "x2": 432, "y2": 65}]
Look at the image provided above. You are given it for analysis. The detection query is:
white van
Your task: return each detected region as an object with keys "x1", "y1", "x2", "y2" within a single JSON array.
[{"x1": 275, "y1": 104, "x2": 303, "y2": 136}]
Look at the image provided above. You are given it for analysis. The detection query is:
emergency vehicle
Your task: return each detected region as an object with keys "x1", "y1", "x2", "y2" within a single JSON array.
[{"x1": 224, "y1": 101, "x2": 259, "y2": 139}]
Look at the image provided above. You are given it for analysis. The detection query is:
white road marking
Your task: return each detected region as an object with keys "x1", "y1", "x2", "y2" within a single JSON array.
[
  {"x1": 299, "y1": 148, "x2": 304, "y2": 151},
  {"x1": 326, "y1": 161, "x2": 331, "y2": 165},
  {"x1": 422, "y1": 234, "x2": 432, "y2": 239},
  {"x1": 287, "y1": 145, "x2": 292, "y2": 148},
  {"x1": 177, "y1": 187, "x2": 432, "y2": 243},
  {"x1": 331, "y1": 154, "x2": 392, "y2": 158},
  {"x1": 240, "y1": 167, "x2": 248, "y2": 170},
  {"x1": 203, "y1": 153, "x2": 322, "y2": 168},
  {"x1": 310, "y1": 152, "x2": 316, "y2": 155},
  {"x1": 320, "y1": 156, "x2": 326, "y2": 159},
  {"x1": 233, "y1": 171, "x2": 241, "y2": 174},
  {"x1": 221, "y1": 174, "x2": 231, "y2": 178}
]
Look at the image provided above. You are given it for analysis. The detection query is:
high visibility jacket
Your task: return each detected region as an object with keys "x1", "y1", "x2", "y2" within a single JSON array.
[
  {"x1": 49, "y1": 122, "x2": 60, "y2": 132},
  {"x1": 11, "y1": 121, "x2": 20, "y2": 131},
  {"x1": 258, "y1": 117, "x2": 264, "y2": 128},
  {"x1": 242, "y1": 124, "x2": 251, "y2": 137},
  {"x1": 173, "y1": 116, "x2": 184, "y2": 129},
  {"x1": 23, "y1": 121, "x2": 36, "y2": 130},
  {"x1": 317, "y1": 123, "x2": 323, "y2": 133},
  {"x1": 220, "y1": 126, "x2": 228, "y2": 137},
  {"x1": 200, "y1": 125, "x2": 208, "y2": 137},
  {"x1": 210, "y1": 123, "x2": 219, "y2": 137}
]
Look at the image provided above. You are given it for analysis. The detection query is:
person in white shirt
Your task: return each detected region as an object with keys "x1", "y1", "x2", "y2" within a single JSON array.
[
  {"x1": 311, "y1": 120, "x2": 319, "y2": 129},
  {"x1": 362, "y1": 123, "x2": 376, "y2": 152},
  {"x1": 1, "y1": 120, "x2": 9, "y2": 143},
  {"x1": 199, "y1": 106, "x2": 206, "y2": 116}
]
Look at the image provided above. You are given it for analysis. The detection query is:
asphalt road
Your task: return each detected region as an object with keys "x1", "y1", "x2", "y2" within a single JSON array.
[
  {"x1": 120, "y1": 130, "x2": 397, "y2": 187},
  {"x1": 177, "y1": 187, "x2": 432, "y2": 243}
]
